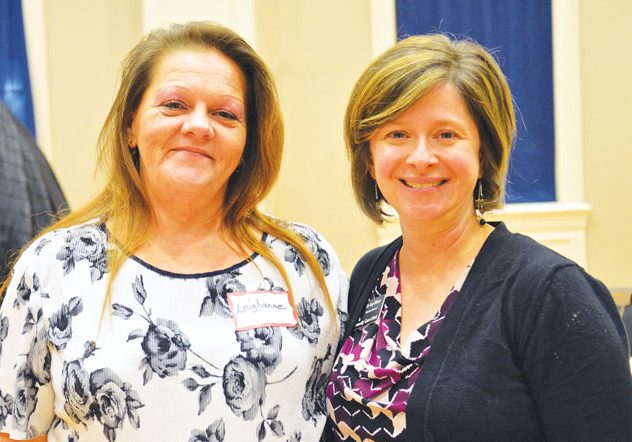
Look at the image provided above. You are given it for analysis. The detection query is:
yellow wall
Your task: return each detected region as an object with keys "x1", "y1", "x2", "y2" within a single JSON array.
[
  {"x1": 579, "y1": 0, "x2": 632, "y2": 287},
  {"x1": 42, "y1": 0, "x2": 143, "y2": 208},
  {"x1": 254, "y1": 0, "x2": 377, "y2": 271}
]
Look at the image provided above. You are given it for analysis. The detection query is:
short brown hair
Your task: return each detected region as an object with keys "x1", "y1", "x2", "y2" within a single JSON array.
[{"x1": 345, "y1": 34, "x2": 516, "y2": 224}]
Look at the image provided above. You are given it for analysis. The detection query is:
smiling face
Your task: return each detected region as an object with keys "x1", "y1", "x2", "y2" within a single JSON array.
[
  {"x1": 128, "y1": 48, "x2": 247, "y2": 209},
  {"x1": 369, "y1": 82, "x2": 481, "y2": 231}
]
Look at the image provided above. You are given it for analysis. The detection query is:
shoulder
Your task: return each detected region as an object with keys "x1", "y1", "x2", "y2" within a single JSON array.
[
  {"x1": 285, "y1": 222, "x2": 331, "y2": 249},
  {"x1": 269, "y1": 221, "x2": 340, "y2": 272},
  {"x1": 480, "y1": 223, "x2": 619, "y2": 335},
  {"x1": 9, "y1": 221, "x2": 108, "y2": 290},
  {"x1": 481, "y1": 223, "x2": 578, "y2": 283},
  {"x1": 25, "y1": 221, "x2": 106, "y2": 260}
]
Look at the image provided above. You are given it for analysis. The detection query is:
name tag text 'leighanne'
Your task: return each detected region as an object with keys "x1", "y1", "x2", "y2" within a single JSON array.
[{"x1": 227, "y1": 291, "x2": 298, "y2": 331}]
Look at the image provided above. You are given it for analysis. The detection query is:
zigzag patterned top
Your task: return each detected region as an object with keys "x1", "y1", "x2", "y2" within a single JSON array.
[{"x1": 326, "y1": 249, "x2": 471, "y2": 441}]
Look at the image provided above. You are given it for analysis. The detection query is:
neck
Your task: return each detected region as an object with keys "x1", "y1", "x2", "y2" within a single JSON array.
[
  {"x1": 136, "y1": 186, "x2": 245, "y2": 273},
  {"x1": 145, "y1": 181, "x2": 227, "y2": 239},
  {"x1": 398, "y1": 214, "x2": 492, "y2": 272}
]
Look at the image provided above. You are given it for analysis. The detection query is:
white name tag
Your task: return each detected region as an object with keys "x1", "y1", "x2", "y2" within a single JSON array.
[{"x1": 227, "y1": 291, "x2": 298, "y2": 331}]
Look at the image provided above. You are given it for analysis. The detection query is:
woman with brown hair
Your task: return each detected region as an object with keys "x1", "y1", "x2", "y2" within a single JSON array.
[
  {"x1": 326, "y1": 34, "x2": 632, "y2": 441},
  {"x1": 0, "y1": 21, "x2": 346, "y2": 442}
]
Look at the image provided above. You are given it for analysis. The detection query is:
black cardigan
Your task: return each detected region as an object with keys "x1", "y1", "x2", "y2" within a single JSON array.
[{"x1": 335, "y1": 223, "x2": 632, "y2": 442}]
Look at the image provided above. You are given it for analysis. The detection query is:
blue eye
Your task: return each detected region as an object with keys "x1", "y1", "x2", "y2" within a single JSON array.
[{"x1": 438, "y1": 131, "x2": 456, "y2": 139}]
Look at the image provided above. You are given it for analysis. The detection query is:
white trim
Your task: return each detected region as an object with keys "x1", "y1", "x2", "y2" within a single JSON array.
[
  {"x1": 487, "y1": 202, "x2": 592, "y2": 267},
  {"x1": 551, "y1": 0, "x2": 583, "y2": 202},
  {"x1": 21, "y1": 0, "x2": 53, "y2": 161},
  {"x1": 370, "y1": 0, "x2": 397, "y2": 58}
]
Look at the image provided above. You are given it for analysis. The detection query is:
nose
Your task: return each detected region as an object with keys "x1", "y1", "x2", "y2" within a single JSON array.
[
  {"x1": 406, "y1": 138, "x2": 438, "y2": 167},
  {"x1": 182, "y1": 105, "x2": 213, "y2": 138}
]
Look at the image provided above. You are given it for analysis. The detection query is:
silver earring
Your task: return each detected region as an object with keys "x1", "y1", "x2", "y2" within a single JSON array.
[
  {"x1": 374, "y1": 181, "x2": 379, "y2": 202},
  {"x1": 475, "y1": 180, "x2": 486, "y2": 225}
]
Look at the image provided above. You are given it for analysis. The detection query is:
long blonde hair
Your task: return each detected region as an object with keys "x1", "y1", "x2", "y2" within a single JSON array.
[
  {"x1": 345, "y1": 34, "x2": 516, "y2": 224},
  {"x1": 2, "y1": 22, "x2": 335, "y2": 320}
]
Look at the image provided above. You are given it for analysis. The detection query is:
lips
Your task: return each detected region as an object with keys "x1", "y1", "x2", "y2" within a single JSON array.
[
  {"x1": 400, "y1": 179, "x2": 447, "y2": 189},
  {"x1": 172, "y1": 147, "x2": 211, "y2": 158}
]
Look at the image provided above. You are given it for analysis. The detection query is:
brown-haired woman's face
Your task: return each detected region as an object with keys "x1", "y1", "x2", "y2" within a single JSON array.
[
  {"x1": 127, "y1": 49, "x2": 247, "y2": 207},
  {"x1": 369, "y1": 82, "x2": 481, "y2": 230}
]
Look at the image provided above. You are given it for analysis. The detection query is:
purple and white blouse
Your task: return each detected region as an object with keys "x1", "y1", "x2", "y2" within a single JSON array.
[{"x1": 326, "y1": 249, "x2": 471, "y2": 441}]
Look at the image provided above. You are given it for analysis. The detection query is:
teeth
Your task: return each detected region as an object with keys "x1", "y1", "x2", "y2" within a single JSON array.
[{"x1": 403, "y1": 180, "x2": 444, "y2": 189}]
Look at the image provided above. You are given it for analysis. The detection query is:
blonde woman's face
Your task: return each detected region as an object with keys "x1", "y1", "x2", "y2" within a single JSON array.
[
  {"x1": 369, "y1": 82, "x2": 481, "y2": 231},
  {"x1": 128, "y1": 49, "x2": 247, "y2": 207}
]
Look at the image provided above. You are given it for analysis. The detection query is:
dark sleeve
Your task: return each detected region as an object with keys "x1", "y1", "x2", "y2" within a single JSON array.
[{"x1": 520, "y1": 265, "x2": 632, "y2": 441}]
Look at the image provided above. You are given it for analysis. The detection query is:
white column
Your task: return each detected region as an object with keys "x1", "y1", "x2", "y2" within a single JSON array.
[{"x1": 21, "y1": 0, "x2": 53, "y2": 161}]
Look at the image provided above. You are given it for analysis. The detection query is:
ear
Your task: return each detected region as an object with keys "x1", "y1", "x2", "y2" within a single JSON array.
[{"x1": 368, "y1": 153, "x2": 376, "y2": 179}]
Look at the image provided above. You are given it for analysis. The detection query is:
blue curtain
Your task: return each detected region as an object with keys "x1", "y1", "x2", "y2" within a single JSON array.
[
  {"x1": 0, "y1": 0, "x2": 36, "y2": 137},
  {"x1": 395, "y1": 0, "x2": 555, "y2": 203}
]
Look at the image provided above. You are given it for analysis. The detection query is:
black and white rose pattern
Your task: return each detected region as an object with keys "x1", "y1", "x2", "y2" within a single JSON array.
[
  {"x1": 56, "y1": 226, "x2": 108, "y2": 282},
  {"x1": 301, "y1": 345, "x2": 332, "y2": 425},
  {"x1": 120, "y1": 274, "x2": 297, "y2": 431},
  {"x1": 0, "y1": 315, "x2": 8, "y2": 358},
  {"x1": 281, "y1": 225, "x2": 331, "y2": 278},
  {"x1": 141, "y1": 319, "x2": 191, "y2": 378},
  {"x1": 222, "y1": 355, "x2": 266, "y2": 421},
  {"x1": 27, "y1": 327, "x2": 51, "y2": 385},
  {"x1": 117, "y1": 276, "x2": 193, "y2": 384},
  {"x1": 235, "y1": 327, "x2": 282, "y2": 372},
  {"x1": 200, "y1": 271, "x2": 246, "y2": 318},
  {"x1": 189, "y1": 418, "x2": 225, "y2": 442},
  {"x1": 286, "y1": 431, "x2": 301, "y2": 442},
  {"x1": 14, "y1": 365, "x2": 39, "y2": 432},
  {"x1": 60, "y1": 343, "x2": 144, "y2": 442},
  {"x1": 49, "y1": 297, "x2": 83, "y2": 350},
  {"x1": 258, "y1": 277, "x2": 285, "y2": 292},
  {"x1": 283, "y1": 247, "x2": 306, "y2": 277},
  {"x1": 62, "y1": 359, "x2": 93, "y2": 426},
  {"x1": 0, "y1": 222, "x2": 341, "y2": 440},
  {"x1": 0, "y1": 389, "x2": 14, "y2": 428},
  {"x1": 14, "y1": 274, "x2": 33, "y2": 309},
  {"x1": 256, "y1": 404, "x2": 286, "y2": 441},
  {"x1": 289, "y1": 298, "x2": 324, "y2": 344},
  {"x1": 90, "y1": 368, "x2": 143, "y2": 442}
]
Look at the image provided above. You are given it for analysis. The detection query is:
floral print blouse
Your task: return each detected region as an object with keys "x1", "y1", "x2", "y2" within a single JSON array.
[
  {"x1": 326, "y1": 249, "x2": 470, "y2": 441},
  {"x1": 0, "y1": 222, "x2": 348, "y2": 442}
]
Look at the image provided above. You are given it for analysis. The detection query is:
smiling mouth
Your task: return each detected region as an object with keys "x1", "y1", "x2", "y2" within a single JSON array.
[
  {"x1": 401, "y1": 179, "x2": 447, "y2": 189},
  {"x1": 174, "y1": 148, "x2": 210, "y2": 158}
]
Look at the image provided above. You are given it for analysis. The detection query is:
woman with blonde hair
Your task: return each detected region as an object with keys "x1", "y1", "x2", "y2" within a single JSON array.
[
  {"x1": 325, "y1": 34, "x2": 632, "y2": 441},
  {"x1": 0, "y1": 21, "x2": 346, "y2": 441}
]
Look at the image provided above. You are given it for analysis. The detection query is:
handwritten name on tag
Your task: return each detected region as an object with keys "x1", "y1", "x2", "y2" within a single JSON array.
[{"x1": 227, "y1": 291, "x2": 298, "y2": 331}]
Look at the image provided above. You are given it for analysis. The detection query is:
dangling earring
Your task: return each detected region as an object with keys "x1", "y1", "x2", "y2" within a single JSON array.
[
  {"x1": 374, "y1": 181, "x2": 379, "y2": 202},
  {"x1": 475, "y1": 179, "x2": 486, "y2": 225},
  {"x1": 129, "y1": 147, "x2": 140, "y2": 171}
]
